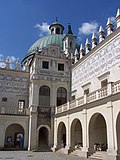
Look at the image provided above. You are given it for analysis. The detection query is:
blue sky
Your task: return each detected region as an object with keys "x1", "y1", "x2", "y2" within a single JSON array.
[{"x1": 0, "y1": 0, "x2": 119, "y2": 66}]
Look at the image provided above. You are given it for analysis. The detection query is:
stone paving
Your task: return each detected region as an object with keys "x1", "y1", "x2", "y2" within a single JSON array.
[{"x1": 0, "y1": 151, "x2": 97, "y2": 160}]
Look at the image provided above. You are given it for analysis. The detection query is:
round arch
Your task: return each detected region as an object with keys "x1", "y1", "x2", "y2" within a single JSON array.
[
  {"x1": 37, "y1": 125, "x2": 50, "y2": 148},
  {"x1": 89, "y1": 113, "x2": 107, "y2": 151},
  {"x1": 57, "y1": 122, "x2": 66, "y2": 148},
  {"x1": 70, "y1": 118, "x2": 83, "y2": 149},
  {"x1": 116, "y1": 112, "x2": 120, "y2": 154},
  {"x1": 4, "y1": 123, "x2": 24, "y2": 149}
]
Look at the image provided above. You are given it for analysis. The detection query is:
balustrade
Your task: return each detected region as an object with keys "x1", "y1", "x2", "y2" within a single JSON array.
[
  {"x1": 55, "y1": 80, "x2": 120, "y2": 114},
  {"x1": 0, "y1": 107, "x2": 26, "y2": 115}
]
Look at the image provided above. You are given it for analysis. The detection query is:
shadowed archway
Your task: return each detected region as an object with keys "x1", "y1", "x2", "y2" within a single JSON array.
[
  {"x1": 57, "y1": 122, "x2": 66, "y2": 148},
  {"x1": 89, "y1": 113, "x2": 107, "y2": 151},
  {"x1": 4, "y1": 123, "x2": 24, "y2": 149},
  {"x1": 71, "y1": 118, "x2": 83, "y2": 149}
]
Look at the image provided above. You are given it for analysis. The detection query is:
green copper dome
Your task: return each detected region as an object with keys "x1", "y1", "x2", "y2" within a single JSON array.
[{"x1": 27, "y1": 34, "x2": 65, "y2": 56}]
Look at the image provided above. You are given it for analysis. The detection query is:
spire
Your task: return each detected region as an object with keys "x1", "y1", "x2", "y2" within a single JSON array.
[
  {"x1": 55, "y1": 17, "x2": 58, "y2": 23},
  {"x1": 85, "y1": 38, "x2": 90, "y2": 54},
  {"x1": 99, "y1": 25, "x2": 104, "y2": 32},
  {"x1": 74, "y1": 49, "x2": 79, "y2": 63},
  {"x1": 67, "y1": 23, "x2": 73, "y2": 35},
  {"x1": 116, "y1": 9, "x2": 120, "y2": 28},
  {"x1": 116, "y1": 8, "x2": 120, "y2": 17},
  {"x1": 92, "y1": 33, "x2": 97, "y2": 48},
  {"x1": 80, "y1": 44, "x2": 84, "y2": 59},
  {"x1": 98, "y1": 25, "x2": 105, "y2": 42},
  {"x1": 106, "y1": 18, "x2": 113, "y2": 36}
]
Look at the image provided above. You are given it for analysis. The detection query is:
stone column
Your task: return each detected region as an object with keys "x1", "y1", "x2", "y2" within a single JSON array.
[
  {"x1": 31, "y1": 83, "x2": 39, "y2": 106},
  {"x1": 82, "y1": 109, "x2": 89, "y2": 157},
  {"x1": 50, "y1": 83, "x2": 57, "y2": 147},
  {"x1": 0, "y1": 120, "x2": 5, "y2": 149},
  {"x1": 24, "y1": 121, "x2": 29, "y2": 149},
  {"x1": 28, "y1": 111, "x2": 37, "y2": 151},
  {"x1": 52, "y1": 118, "x2": 57, "y2": 152},
  {"x1": 65, "y1": 115, "x2": 70, "y2": 154},
  {"x1": 106, "y1": 101, "x2": 118, "y2": 160}
]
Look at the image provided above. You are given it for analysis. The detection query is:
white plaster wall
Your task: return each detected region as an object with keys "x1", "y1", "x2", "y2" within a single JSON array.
[{"x1": 72, "y1": 32, "x2": 120, "y2": 98}]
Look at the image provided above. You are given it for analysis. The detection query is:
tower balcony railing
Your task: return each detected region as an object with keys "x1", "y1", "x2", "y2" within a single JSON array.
[{"x1": 55, "y1": 80, "x2": 120, "y2": 114}]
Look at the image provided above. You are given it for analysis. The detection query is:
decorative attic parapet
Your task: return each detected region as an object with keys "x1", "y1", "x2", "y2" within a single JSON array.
[
  {"x1": 0, "y1": 57, "x2": 21, "y2": 71},
  {"x1": 106, "y1": 18, "x2": 114, "y2": 36},
  {"x1": 72, "y1": 9, "x2": 120, "y2": 64}
]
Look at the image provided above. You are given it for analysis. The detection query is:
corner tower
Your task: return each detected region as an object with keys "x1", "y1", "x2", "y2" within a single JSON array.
[
  {"x1": 24, "y1": 20, "x2": 71, "y2": 151},
  {"x1": 63, "y1": 23, "x2": 77, "y2": 57}
]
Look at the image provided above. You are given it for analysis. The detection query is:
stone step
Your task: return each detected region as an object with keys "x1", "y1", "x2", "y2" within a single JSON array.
[
  {"x1": 70, "y1": 150, "x2": 78, "y2": 156},
  {"x1": 89, "y1": 151, "x2": 107, "y2": 160}
]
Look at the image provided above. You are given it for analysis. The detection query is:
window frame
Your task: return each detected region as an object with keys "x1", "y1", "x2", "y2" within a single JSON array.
[
  {"x1": 58, "y1": 63, "x2": 64, "y2": 71},
  {"x1": 42, "y1": 61, "x2": 49, "y2": 69},
  {"x1": 18, "y1": 100, "x2": 25, "y2": 112}
]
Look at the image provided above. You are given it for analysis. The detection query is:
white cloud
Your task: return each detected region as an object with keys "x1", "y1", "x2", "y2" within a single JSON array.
[
  {"x1": 7, "y1": 56, "x2": 16, "y2": 63},
  {"x1": 78, "y1": 22, "x2": 98, "y2": 35},
  {"x1": 0, "y1": 62, "x2": 6, "y2": 68},
  {"x1": 34, "y1": 22, "x2": 50, "y2": 37}
]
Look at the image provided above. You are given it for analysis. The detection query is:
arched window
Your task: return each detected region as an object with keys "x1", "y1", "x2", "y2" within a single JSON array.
[
  {"x1": 39, "y1": 85, "x2": 50, "y2": 106},
  {"x1": 57, "y1": 87, "x2": 67, "y2": 106},
  {"x1": 56, "y1": 28, "x2": 60, "y2": 34},
  {"x1": 51, "y1": 28, "x2": 54, "y2": 34}
]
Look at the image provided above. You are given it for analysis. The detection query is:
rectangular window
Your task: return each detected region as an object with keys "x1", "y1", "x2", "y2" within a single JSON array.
[
  {"x1": 84, "y1": 88, "x2": 89, "y2": 95},
  {"x1": 18, "y1": 100, "x2": 25, "y2": 112},
  {"x1": 58, "y1": 63, "x2": 64, "y2": 71},
  {"x1": 101, "y1": 79, "x2": 108, "y2": 88},
  {"x1": 71, "y1": 95, "x2": 75, "y2": 100},
  {"x1": 42, "y1": 61, "x2": 49, "y2": 69},
  {"x1": 2, "y1": 97, "x2": 7, "y2": 102}
]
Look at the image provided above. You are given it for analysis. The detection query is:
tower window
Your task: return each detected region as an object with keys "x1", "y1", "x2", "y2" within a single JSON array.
[
  {"x1": 42, "y1": 61, "x2": 49, "y2": 69},
  {"x1": 57, "y1": 87, "x2": 67, "y2": 106},
  {"x1": 58, "y1": 63, "x2": 64, "y2": 71},
  {"x1": 51, "y1": 28, "x2": 54, "y2": 34},
  {"x1": 56, "y1": 28, "x2": 60, "y2": 34},
  {"x1": 70, "y1": 41, "x2": 72, "y2": 48},
  {"x1": 39, "y1": 85, "x2": 50, "y2": 106}
]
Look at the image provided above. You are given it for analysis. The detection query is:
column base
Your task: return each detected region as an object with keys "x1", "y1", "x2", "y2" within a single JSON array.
[
  {"x1": 64, "y1": 146, "x2": 71, "y2": 154},
  {"x1": 77, "y1": 149, "x2": 88, "y2": 158},
  {"x1": 51, "y1": 145, "x2": 58, "y2": 152}
]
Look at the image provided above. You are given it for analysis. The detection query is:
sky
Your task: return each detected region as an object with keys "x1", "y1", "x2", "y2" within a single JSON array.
[{"x1": 0, "y1": 0, "x2": 119, "y2": 67}]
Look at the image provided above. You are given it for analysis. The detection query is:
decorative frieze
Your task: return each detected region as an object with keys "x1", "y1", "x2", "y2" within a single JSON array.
[
  {"x1": 72, "y1": 35, "x2": 120, "y2": 90},
  {"x1": 0, "y1": 74, "x2": 28, "y2": 94}
]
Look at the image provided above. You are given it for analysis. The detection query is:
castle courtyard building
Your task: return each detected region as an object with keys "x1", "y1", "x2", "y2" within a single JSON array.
[{"x1": 0, "y1": 9, "x2": 120, "y2": 160}]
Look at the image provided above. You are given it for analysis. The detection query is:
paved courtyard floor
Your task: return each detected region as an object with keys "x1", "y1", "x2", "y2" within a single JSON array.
[{"x1": 0, "y1": 151, "x2": 97, "y2": 160}]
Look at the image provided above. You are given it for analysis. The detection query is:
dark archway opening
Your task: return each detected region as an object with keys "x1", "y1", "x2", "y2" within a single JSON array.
[
  {"x1": 116, "y1": 112, "x2": 120, "y2": 155},
  {"x1": 89, "y1": 113, "x2": 107, "y2": 152},
  {"x1": 39, "y1": 127, "x2": 49, "y2": 149},
  {"x1": 4, "y1": 123, "x2": 24, "y2": 149},
  {"x1": 57, "y1": 122, "x2": 66, "y2": 148},
  {"x1": 71, "y1": 119, "x2": 83, "y2": 149}
]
